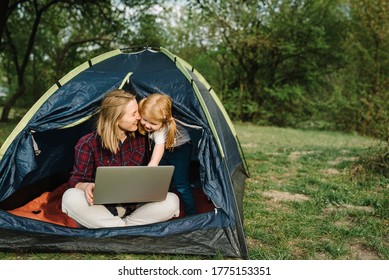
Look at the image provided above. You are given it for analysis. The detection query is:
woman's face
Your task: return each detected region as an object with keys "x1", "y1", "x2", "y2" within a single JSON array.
[{"x1": 117, "y1": 99, "x2": 141, "y2": 132}]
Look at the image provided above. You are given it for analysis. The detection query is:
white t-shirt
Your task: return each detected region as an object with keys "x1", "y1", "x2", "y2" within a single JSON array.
[{"x1": 149, "y1": 119, "x2": 190, "y2": 147}]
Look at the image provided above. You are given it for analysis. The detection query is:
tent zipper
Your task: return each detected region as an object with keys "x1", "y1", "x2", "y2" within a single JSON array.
[{"x1": 29, "y1": 130, "x2": 41, "y2": 156}]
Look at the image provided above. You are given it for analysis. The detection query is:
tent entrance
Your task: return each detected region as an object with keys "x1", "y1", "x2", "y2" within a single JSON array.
[
  {"x1": 3, "y1": 174, "x2": 216, "y2": 228},
  {"x1": 1, "y1": 127, "x2": 216, "y2": 227}
]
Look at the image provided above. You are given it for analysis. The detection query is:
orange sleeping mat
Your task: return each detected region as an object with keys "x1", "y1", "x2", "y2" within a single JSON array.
[
  {"x1": 8, "y1": 183, "x2": 79, "y2": 228},
  {"x1": 8, "y1": 183, "x2": 215, "y2": 227}
]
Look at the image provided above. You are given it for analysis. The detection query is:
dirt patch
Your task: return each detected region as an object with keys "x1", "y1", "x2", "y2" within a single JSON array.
[
  {"x1": 329, "y1": 157, "x2": 359, "y2": 166},
  {"x1": 324, "y1": 204, "x2": 374, "y2": 214},
  {"x1": 343, "y1": 204, "x2": 374, "y2": 213},
  {"x1": 322, "y1": 168, "x2": 341, "y2": 175},
  {"x1": 333, "y1": 218, "x2": 353, "y2": 228},
  {"x1": 262, "y1": 190, "x2": 310, "y2": 202},
  {"x1": 349, "y1": 243, "x2": 381, "y2": 260},
  {"x1": 264, "y1": 202, "x2": 290, "y2": 212},
  {"x1": 313, "y1": 252, "x2": 329, "y2": 260},
  {"x1": 241, "y1": 143, "x2": 258, "y2": 148},
  {"x1": 246, "y1": 237, "x2": 263, "y2": 250},
  {"x1": 289, "y1": 151, "x2": 316, "y2": 161}
]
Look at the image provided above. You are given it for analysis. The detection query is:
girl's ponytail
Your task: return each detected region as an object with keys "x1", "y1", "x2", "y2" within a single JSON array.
[{"x1": 165, "y1": 118, "x2": 176, "y2": 150}]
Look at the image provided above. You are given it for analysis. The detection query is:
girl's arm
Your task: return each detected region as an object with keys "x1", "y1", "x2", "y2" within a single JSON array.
[{"x1": 148, "y1": 143, "x2": 165, "y2": 166}]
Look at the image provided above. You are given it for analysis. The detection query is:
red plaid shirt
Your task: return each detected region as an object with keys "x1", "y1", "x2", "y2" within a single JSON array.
[{"x1": 68, "y1": 131, "x2": 147, "y2": 188}]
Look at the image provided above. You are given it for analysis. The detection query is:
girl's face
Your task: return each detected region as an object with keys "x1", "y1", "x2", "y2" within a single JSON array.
[
  {"x1": 117, "y1": 99, "x2": 141, "y2": 132},
  {"x1": 140, "y1": 115, "x2": 163, "y2": 133}
]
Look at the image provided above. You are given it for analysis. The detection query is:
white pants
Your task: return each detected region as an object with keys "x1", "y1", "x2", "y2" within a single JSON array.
[{"x1": 62, "y1": 188, "x2": 180, "y2": 228}]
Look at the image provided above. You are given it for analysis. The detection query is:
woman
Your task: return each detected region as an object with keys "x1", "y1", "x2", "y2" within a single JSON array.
[{"x1": 62, "y1": 89, "x2": 180, "y2": 228}]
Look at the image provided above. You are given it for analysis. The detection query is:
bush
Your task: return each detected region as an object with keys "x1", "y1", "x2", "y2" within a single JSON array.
[
  {"x1": 354, "y1": 144, "x2": 389, "y2": 179},
  {"x1": 222, "y1": 89, "x2": 259, "y2": 122},
  {"x1": 259, "y1": 85, "x2": 312, "y2": 127}
]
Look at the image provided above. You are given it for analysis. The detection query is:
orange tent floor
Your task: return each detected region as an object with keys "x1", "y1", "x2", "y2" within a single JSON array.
[{"x1": 8, "y1": 183, "x2": 215, "y2": 228}]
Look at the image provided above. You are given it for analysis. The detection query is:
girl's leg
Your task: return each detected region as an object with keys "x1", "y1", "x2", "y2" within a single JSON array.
[
  {"x1": 124, "y1": 192, "x2": 180, "y2": 226},
  {"x1": 175, "y1": 181, "x2": 197, "y2": 215},
  {"x1": 161, "y1": 143, "x2": 197, "y2": 215},
  {"x1": 62, "y1": 188, "x2": 126, "y2": 228}
]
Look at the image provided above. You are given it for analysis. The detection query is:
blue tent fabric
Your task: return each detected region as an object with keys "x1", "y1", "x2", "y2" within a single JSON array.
[{"x1": 0, "y1": 48, "x2": 249, "y2": 258}]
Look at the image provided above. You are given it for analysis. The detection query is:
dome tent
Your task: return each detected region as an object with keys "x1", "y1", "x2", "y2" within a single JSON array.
[{"x1": 0, "y1": 47, "x2": 249, "y2": 258}]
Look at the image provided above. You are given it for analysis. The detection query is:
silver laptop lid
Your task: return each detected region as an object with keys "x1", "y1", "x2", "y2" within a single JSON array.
[{"x1": 93, "y1": 166, "x2": 174, "y2": 204}]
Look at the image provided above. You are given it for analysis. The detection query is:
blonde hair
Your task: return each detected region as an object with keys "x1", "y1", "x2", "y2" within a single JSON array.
[
  {"x1": 138, "y1": 93, "x2": 177, "y2": 150},
  {"x1": 96, "y1": 89, "x2": 136, "y2": 153}
]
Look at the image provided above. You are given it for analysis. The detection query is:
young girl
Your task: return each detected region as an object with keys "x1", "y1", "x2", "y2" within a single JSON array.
[{"x1": 138, "y1": 93, "x2": 197, "y2": 216}]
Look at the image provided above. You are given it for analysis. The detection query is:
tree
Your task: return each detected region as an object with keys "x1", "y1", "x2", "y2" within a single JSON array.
[
  {"x1": 0, "y1": 0, "x2": 10, "y2": 50},
  {"x1": 0, "y1": 0, "x2": 160, "y2": 122},
  {"x1": 1, "y1": 0, "x2": 111, "y2": 121},
  {"x1": 259, "y1": 0, "x2": 350, "y2": 126},
  {"x1": 346, "y1": 0, "x2": 389, "y2": 138},
  {"x1": 187, "y1": 0, "x2": 349, "y2": 124}
]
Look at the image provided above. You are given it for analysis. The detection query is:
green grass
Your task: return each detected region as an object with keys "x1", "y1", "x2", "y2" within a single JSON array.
[
  {"x1": 0, "y1": 120, "x2": 388, "y2": 259},
  {"x1": 237, "y1": 122, "x2": 388, "y2": 260}
]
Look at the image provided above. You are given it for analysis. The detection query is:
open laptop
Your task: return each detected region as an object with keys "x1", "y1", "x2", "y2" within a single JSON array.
[{"x1": 93, "y1": 166, "x2": 175, "y2": 205}]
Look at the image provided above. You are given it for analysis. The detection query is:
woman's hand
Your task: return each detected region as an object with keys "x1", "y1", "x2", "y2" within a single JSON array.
[{"x1": 75, "y1": 182, "x2": 95, "y2": 205}]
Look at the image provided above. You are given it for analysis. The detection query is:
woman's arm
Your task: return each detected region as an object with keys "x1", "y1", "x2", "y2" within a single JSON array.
[
  {"x1": 69, "y1": 138, "x2": 95, "y2": 188},
  {"x1": 75, "y1": 182, "x2": 95, "y2": 205},
  {"x1": 69, "y1": 134, "x2": 97, "y2": 205}
]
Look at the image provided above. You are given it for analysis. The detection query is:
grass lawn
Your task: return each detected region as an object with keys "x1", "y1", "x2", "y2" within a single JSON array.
[
  {"x1": 0, "y1": 120, "x2": 388, "y2": 259},
  {"x1": 237, "y1": 123, "x2": 388, "y2": 259}
]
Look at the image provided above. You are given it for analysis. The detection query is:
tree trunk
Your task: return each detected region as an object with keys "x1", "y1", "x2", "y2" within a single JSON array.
[
  {"x1": 0, "y1": 0, "x2": 9, "y2": 50},
  {"x1": 0, "y1": 86, "x2": 25, "y2": 122}
]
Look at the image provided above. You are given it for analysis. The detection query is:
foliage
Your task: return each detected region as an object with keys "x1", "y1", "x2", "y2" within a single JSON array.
[
  {"x1": 222, "y1": 89, "x2": 259, "y2": 122},
  {"x1": 0, "y1": 0, "x2": 388, "y2": 169},
  {"x1": 179, "y1": 0, "x2": 388, "y2": 143},
  {"x1": 151, "y1": 1, "x2": 351, "y2": 126},
  {"x1": 0, "y1": 0, "x2": 163, "y2": 121},
  {"x1": 1, "y1": 0, "x2": 388, "y2": 140},
  {"x1": 343, "y1": 0, "x2": 389, "y2": 140},
  {"x1": 357, "y1": 144, "x2": 389, "y2": 178}
]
